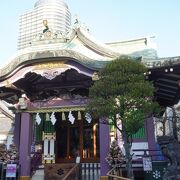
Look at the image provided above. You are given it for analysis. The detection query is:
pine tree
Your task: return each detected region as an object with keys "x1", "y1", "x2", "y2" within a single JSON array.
[{"x1": 87, "y1": 56, "x2": 160, "y2": 179}]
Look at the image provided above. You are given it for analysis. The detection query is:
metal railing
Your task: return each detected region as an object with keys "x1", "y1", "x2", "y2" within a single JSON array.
[
  {"x1": 107, "y1": 164, "x2": 131, "y2": 180},
  {"x1": 62, "y1": 163, "x2": 80, "y2": 180},
  {"x1": 132, "y1": 149, "x2": 165, "y2": 161}
]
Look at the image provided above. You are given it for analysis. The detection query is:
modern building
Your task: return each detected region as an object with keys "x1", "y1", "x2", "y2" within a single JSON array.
[
  {"x1": 18, "y1": 0, "x2": 71, "y2": 50},
  {"x1": 0, "y1": 0, "x2": 180, "y2": 179}
]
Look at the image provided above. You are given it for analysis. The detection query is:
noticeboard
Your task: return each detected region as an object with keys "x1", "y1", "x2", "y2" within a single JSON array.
[
  {"x1": 143, "y1": 157, "x2": 152, "y2": 171},
  {"x1": 6, "y1": 164, "x2": 17, "y2": 178}
]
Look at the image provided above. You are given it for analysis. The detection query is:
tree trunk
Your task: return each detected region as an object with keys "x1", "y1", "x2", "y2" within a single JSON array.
[
  {"x1": 122, "y1": 131, "x2": 134, "y2": 179},
  {"x1": 113, "y1": 117, "x2": 134, "y2": 179}
]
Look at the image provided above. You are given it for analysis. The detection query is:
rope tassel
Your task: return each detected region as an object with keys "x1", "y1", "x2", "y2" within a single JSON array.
[
  {"x1": 78, "y1": 111, "x2": 81, "y2": 120},
  {"x1": 46, "y1": 113, "x2": 50, "y2": 121},
  {"x1": 62, "y1": 112, "x2": 66, "y2": 121}
]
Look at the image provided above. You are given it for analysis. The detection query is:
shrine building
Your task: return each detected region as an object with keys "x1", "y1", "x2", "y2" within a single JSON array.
[{"x1": 0, "y1": 0, "x2": 172, "y2": 179}]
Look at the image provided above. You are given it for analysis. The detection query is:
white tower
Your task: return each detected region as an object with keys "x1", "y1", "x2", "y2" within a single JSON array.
[{"x1": 18, "y1": 0, "x2": 71, "y2": 50}]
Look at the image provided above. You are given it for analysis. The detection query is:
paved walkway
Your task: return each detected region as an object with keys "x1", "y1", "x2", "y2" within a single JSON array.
[{"x1": 31, "y1": 169, "x2": 44, "y2": 180}]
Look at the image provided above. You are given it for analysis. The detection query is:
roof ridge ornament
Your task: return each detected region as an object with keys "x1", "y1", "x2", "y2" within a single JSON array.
[
  {"x1": 43, "y1": 19, "x2": 49, "y2": 34},
  {"x1": 73, "y1": 15, "x2": 89, "y2": 32},
  {"x1": 30, "y1": 18, "x2": 90, "y2": 46},
  {"x1": 30, "y1": 20, "x2": 71, "y2": 44}
]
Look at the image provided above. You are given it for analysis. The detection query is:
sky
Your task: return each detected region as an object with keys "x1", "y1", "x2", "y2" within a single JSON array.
[{"x1": 0, "y1": 0, "x2": 180, "y2": 67}]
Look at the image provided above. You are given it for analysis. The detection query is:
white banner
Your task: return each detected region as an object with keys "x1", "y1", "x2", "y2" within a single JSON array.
[
  {"x1": 50, "y1": 139, "x2": 54, "y2": 155},
  {"x1": 44, "y1": 139, "x2": 48, "y2": 156}
]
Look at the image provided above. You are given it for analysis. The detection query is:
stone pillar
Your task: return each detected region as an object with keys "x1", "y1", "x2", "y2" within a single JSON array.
[
  {"x1": 14, "y1": 113, "x2": 21, "y2": 150},
  {"x1": 100, "y1": 123, "x2": 110, "y2": 179},
  {"x1": 19, "y1": 113, "x2": 32, "y2": 180},
  {"x1": 146, "y1": 117, "x2": 157, "y2": 160}
]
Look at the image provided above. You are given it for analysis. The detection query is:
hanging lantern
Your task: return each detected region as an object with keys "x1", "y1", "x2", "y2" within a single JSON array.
[
  {"x1": 35, "y1": 113, "x2": 41, "y2": 125},
  {"x1": 78, "y1": 111, "x2": 81, "y2": 120},
  {"x1": 62, "y1": 112, "x2": 66, "y2": 121},
  {"x1": 68, "y1": 111, "x2": 75, "y2": 124},
  {"x1": 50, "y1": 112, "x2": 57, "y2": 125}
]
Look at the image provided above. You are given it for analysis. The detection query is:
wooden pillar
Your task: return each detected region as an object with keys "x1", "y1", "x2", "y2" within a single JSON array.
[
  {"x1": 14, "y1": 113, "x2": 21, "y2": 151},
  {"x1": 100, "y1": 122, "x2": 110, "y2": 178},
  {"x1": 19, "y1": 113, "x2": 32, "y2": 180}
]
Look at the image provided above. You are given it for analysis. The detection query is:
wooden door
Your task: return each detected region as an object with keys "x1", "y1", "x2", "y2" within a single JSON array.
[{"x1": 55, "y1": 114, "x2": 99, "y2": 163}]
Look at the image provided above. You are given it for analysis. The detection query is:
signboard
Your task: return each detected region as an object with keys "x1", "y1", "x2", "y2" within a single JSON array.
[
  {"x1": 6, "y1": 164, "x2": 17, "y2": 178},
  {"x1": 144, "y1": 161, "x2": 168, "y2": 179},
  {"x1": 143, "y1": 157, "x2": 152, "y2": 171}
]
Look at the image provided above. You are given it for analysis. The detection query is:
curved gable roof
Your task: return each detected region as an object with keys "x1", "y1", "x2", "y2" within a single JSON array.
[
  {"x1": 0, "y1": 24, "x2": 121, "y2": 79},
  {"x1": 0, "y1": 21, "x2": 157, "y2": 79}
]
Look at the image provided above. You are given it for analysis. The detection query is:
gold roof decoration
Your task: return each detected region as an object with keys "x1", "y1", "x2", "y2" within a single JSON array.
[
  {"x1": 92, "y1": 72, "x2": 99, "y2": 81},
  {"x1": 33, "y1": 62, "x2": 68, "y2": 70}
]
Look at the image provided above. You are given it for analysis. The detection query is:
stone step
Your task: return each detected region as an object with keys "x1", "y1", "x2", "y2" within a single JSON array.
[{"x1": 31, "y1": 169, "x2": 44, "y2": 180}]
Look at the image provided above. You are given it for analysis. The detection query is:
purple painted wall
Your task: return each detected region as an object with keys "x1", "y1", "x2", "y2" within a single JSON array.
[
  {"x1": 100, "y1": 123, "x2": 110, "y2": 176},
  {"x1": 14, "y1": 113, "x2": 21, "y2": 150},
  {"x1": 19, "y1": 113, "x2": 32, "y2": 177}
]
